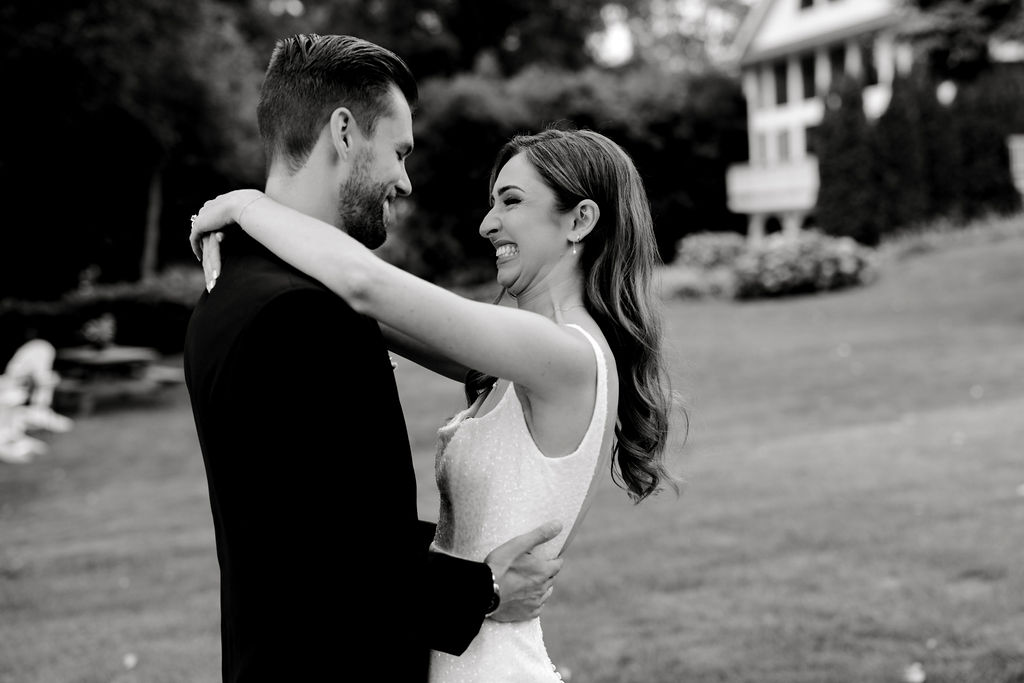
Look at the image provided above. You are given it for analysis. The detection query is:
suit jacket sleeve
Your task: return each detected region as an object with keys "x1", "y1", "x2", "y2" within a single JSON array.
[{"x1": 234, "y1": 288, "x2": 491, "y2": 656}]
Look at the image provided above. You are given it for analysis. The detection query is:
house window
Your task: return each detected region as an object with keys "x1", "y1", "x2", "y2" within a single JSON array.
[
  {"x1": 829, "y1": 44, "x2": 846, "y2": 86},
  {"x1": 806, "y1": 125, "x2": 820, "y2": 156},
  {"x1": 801, "y1": 53, "x2": 816, "y2": 99},
  {"x1": 778, "y1": 130, "x2": 790, "y2": 163},
  {"x1": 774, "y1": 60, "x2": 788, "y2": 106},
  {"x1": 756, "y1": 133, "x2": 768, "y2": 165}
]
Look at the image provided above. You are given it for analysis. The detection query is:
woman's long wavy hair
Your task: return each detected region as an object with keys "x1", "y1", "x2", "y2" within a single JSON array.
[{"x1": 466, "y1": 128, "x2": 681, "y2": 503}]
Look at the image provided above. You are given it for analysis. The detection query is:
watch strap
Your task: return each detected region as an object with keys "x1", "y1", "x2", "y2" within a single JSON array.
[{"x1": 484, "y1": 570, "x2": 501, "y2": 617}]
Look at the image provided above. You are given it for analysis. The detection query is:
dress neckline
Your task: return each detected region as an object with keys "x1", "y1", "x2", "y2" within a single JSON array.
[{"x1": 449, "y1": 323, "x2": 608, "y2": 461}]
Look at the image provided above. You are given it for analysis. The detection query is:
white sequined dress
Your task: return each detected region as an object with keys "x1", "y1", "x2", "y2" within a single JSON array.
[{"x1": 429, "y1": 324, "x2": 609, "y2": 683}]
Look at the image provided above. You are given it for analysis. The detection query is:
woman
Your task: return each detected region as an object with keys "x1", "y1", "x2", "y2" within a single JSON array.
[{"x1": 190, "y1": 128, "x2": 678, "y2": 682}]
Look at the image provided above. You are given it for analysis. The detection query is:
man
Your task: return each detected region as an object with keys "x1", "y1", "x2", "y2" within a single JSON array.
[{"x1": 184, "y1": 34, "x2": 561, "y2": 682}]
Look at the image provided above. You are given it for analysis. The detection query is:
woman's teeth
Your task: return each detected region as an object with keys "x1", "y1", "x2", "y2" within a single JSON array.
[{"x1": 496, "y1": 244, "x2": 519, "y2": 258}]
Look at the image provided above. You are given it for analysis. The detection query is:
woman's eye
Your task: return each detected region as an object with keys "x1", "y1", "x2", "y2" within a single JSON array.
[{"x1": 503, "y1": 197, "x2": 521, "y2": 206}]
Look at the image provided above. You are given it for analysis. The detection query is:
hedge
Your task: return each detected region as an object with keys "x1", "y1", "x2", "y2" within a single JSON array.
[{"x1": 0, "y1": 266, "x2": 204, "y2": 364}]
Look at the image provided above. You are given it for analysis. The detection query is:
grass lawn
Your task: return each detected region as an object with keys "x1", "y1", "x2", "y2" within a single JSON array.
[{"x1": 2, "y1": 218, "x2": 1023, "y2": 682}]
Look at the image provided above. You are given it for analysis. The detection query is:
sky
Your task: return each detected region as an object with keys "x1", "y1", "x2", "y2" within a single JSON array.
[{"x1": 591, "y1": 0, "x2": 756, "y2": 67}]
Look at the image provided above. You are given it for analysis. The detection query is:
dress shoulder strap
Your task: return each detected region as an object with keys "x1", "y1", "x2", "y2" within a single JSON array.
[{"x1": 562, "y1": 323, "x2": 609, "y2": 452}]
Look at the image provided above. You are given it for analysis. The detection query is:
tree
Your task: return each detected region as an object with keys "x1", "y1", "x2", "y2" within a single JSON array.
[
  {"x1": 816, "y1": 78, "x2": 880, "y2": 246},
  {"x1": 902, "y1": 0, "x2": 1024, "y2": 81},
  {"x1": 388, "y1": 65, "x2": 748, "y2": 281},
  {"x1": 951, "y1": 78, "x2": 1023, "y2": 218},
  {"x1": 251, "y1": 0, "x2": 647, "y2": 79},
  {"x1": 872, "y1": 73, "x2": 931, "y2": 234},
  {"x1": 0, "y1": 0, "x2": 263, "y2": 297},
  {"x1": 915, "y1": 74, "x2": 964, "y2": 220},
  {"x1": 624, "y1": 0, "x2": 753, "y2": 73}
]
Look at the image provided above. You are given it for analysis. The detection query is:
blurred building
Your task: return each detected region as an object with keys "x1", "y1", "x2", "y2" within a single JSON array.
[{"x1": 725, "y1": 0, "x2": 1024, "y2": 241}]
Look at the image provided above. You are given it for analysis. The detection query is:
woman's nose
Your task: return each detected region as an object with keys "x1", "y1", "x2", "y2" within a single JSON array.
[{"x1": 479, "y1": 209, "x2": 499, "y2": 238}]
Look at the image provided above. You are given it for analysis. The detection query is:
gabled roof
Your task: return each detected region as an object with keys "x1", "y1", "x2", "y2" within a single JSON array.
[
  {"x1": 728, "y1": 0, "x2": 781, "y2": 66},
  {"x1": 728, "y1": 0, "x2": 906, "y2": 67}
]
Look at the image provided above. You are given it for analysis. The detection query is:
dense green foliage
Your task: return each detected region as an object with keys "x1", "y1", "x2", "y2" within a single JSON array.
[
  {"x1": 873, "y1": 74, "x2": 931, "y2": 232},
  {"x1": 0, "y1": 0, "x2": 264, "y2": 298},
  {"x1": 812, "y1": 0, "x2": 1024, "y2": 244},
  {"x1": 952, "y1": 68, "x2": 1024, "y2": 220},
  {"x1": 388, "y1": 67, "x2": 748, "y2": 281},
  {"x1": 0, "y1": 0, "x2": 747, "y2": 300},
  {"x1": 815, "y1": 69, "x2": 1021, "y2": 244},
  {"x1": 291, "y1": 0, "x2": 642, "y2": 77},
  {"x1": 816, "y1": 79, "x2": 881, "y2": 245},
  {"x1": 903, "y1": 0, "x2": 1024, "y2": 81},
  {"x1": 674, "y1": 231, "x2": 748, "y2": 270}
]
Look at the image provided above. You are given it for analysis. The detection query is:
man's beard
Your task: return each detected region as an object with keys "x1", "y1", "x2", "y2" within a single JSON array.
[{"x1": 338, "y1": 150, "x2": 391, "y2": 249}]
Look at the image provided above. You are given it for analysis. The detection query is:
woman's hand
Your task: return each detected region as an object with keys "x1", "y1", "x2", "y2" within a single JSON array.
[
  {"x1": 199, "y1": 232, "x2": 223, "y2": 292},
  {"x1": 189, "y1": 189, "x2": 264, "y2": 291}
]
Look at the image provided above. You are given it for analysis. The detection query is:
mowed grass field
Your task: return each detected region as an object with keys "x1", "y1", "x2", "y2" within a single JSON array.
[{"x1": 2, "y1": 219, "x2": 1023, "y2": 683}]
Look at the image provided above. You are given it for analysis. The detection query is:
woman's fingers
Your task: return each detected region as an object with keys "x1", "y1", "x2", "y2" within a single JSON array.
[
  {"x1": 189, "y1": 214, "x2": 204, "y2": 262},
  {"x1": 202, "y1": 232, "x2": 223, "y2": 291},
  {"x1": 190, "y1": 229, "x2": 204, "y2": 262}
]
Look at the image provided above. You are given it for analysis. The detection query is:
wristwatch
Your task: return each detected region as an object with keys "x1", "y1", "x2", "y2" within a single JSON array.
[{"x1": 484, "y1": 571, "x2": 501, "y2": 617}]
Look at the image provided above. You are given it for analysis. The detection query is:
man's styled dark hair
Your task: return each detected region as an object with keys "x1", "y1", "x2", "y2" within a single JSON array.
[{"x1": 257, "y1": 34, "x2": 417, "y2": 173}]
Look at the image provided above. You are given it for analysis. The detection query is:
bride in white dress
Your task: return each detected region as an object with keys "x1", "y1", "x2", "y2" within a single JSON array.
[{"x1": 191, "y1": 128, "x2": 678, "y2": 682}]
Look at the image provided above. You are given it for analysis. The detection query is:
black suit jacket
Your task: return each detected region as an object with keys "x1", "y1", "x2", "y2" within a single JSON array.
[{"x1": 184, "y1": 232, "x2": 492, "y2": 682}]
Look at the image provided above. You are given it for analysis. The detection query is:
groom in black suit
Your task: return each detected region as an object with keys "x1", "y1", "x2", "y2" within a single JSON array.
[{"x1": 184, "y1": 34, "x2": 562, "y2": 682}]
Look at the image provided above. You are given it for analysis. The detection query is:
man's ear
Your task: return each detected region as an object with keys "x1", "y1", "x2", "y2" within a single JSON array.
[
  {"x1": 568, "y1": 199, "x2": 600, "y2": 243},
  {"x1": 328, "y1": 107, "x2": 356, "y2": 161}
]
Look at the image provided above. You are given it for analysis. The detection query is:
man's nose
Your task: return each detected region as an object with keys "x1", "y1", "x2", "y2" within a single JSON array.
[{"x1": 395, "y1": 167, "x2": 412, "y2": 197}]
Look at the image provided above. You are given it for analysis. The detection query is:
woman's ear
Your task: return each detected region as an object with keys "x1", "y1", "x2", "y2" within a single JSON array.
[
  {"x1": 568, "y1": 199, "x2": 600, "y2": 244},
  {"x1": 328, "y1": 107, "x2": 355, "y2": 160}
]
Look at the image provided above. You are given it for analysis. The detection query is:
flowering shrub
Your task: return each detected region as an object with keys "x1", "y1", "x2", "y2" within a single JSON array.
[
  {"x1": 675, "y1": 231, "x2": 748, "y2": 270},
  {"x1": 662, "y1": 230, "x2": 877, "y2": 300},
  {"x1": 657, "y1": 264, "x2": 738, "y2": 299},
  {"x1": 733, "y1": 231, "x2": 877, "y2": 299}
]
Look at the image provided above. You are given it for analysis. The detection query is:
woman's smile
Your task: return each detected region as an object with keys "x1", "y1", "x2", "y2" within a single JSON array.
[{"x1": 495, "y1": 243, "x2": 520, "y2": 263}]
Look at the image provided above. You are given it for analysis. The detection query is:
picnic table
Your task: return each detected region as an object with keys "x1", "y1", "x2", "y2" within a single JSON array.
[{"x1": 54, "y1": 345, "x2": 184, "y2": 415}]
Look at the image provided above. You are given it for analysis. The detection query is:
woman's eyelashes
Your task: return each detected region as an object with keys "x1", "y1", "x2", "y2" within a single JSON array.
[{"x1": 489, "y1": 192, "x2": 522, "y2": 209}]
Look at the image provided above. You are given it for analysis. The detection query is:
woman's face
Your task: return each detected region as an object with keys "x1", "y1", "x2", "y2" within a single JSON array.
[{"x1": 479, "y1": 153, "x2": 571, "y2": 295}]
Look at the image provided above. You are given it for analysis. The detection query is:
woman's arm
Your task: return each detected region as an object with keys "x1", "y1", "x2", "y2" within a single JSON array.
[
  {"x1": 379, "y1": 323, "x2": 470, "y2": 383},
  {"x1": 191, "y1": 191, "x2": 594, "y2": 398}
]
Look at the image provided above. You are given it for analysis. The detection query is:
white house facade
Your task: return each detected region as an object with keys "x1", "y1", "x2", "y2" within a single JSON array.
[{"x1": 726, "y1": 0, "x2": 915, "y2": 241}]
